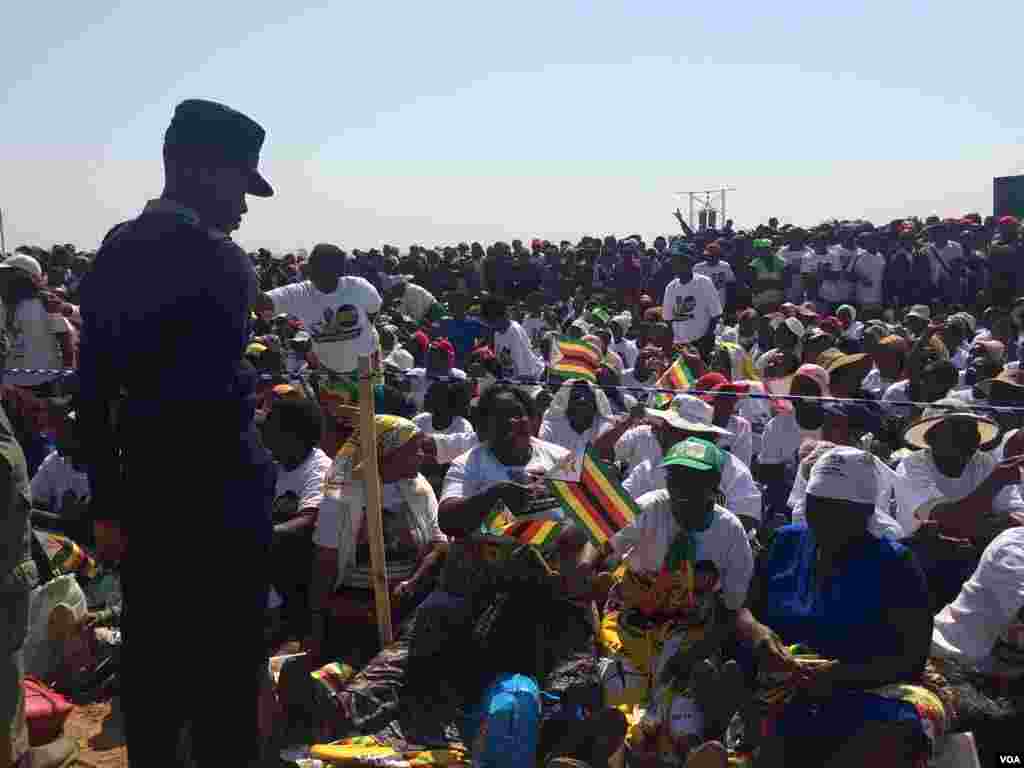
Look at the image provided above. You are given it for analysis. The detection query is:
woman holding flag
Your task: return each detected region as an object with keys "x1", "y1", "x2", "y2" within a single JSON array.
[{"x1": 577, "y1": 438, "x2": 755, "y2": 766}]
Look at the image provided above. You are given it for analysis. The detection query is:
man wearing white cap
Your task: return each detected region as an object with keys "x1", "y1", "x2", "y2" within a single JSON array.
[{"x1": 594, "y1": 394, "x2": 762, "y2": 527}]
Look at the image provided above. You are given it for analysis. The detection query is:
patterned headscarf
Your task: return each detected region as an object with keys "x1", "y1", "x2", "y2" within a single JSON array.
[
  {"x1": 334, "y1": 414, "x2": 421, "y2": 475},
  {"x1": 324, "y1": 414, "x2": 434, "y2": 587}
]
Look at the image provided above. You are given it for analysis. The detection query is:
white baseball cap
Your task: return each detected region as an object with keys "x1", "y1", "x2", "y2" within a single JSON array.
[
  {"x1": 0, "y1": 253, "x2": 43, "y2": 283},
  {"x1": 646, "y1": 394, "x2": 732, "y2": 437},
  {"x1": 805, "y1": 445, "x2": 878, "y2": 507}
]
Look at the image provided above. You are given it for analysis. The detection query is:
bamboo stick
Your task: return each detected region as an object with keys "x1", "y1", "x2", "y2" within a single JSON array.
[{"x1": 358, "y1": 355, "x2": 393, "y2": 647}]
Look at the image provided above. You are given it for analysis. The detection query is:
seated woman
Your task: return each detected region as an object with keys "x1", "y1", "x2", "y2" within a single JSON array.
[
  {"x1": 578, "y1": 438, "x2": 754, "y2": 765},
  {"x1": 308, "y1": 416, "x2": 448, "y2": 667},
  {"x1": 539, "y1": 378, "x2": 615, "y2": 456},
  {"x1": 735, "y1": 446, "x2": 950, "y2": 768}
]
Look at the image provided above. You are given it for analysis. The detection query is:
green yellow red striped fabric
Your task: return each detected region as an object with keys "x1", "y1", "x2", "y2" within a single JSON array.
[
  {"x1": 551, "y1": 336, "x2": 602, "y2": 383},
  {"x1": 652, "y1": 357, "x2": 695, "y2": 408},
  {"x1": 500, "y1": 518, "x2": 564, "y2": 548},
  {"x1": 548, "y1": 450, "x2": 639, "y2": 546}
]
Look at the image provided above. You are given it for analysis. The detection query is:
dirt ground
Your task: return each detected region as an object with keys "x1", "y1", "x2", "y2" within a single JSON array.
[{"x1": 64, "y1": 697, "x2": 126, "y2": 768}]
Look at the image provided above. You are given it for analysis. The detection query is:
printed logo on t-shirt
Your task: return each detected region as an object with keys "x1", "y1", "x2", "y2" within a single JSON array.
[
  {"x1": 673, "y1": 296, "x2": 696, "y2": 322},
  {"x1": 314, "y1": 304, "x2": 362, "y2": 343}
]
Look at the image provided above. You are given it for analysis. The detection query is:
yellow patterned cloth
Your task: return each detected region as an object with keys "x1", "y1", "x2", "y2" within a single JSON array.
[
  {"x1": 311, "y1": 735, "x2": 468, "y2": 767},
  {"x1": 754, "y1": 645, "x2": 950, "y2": 763}
]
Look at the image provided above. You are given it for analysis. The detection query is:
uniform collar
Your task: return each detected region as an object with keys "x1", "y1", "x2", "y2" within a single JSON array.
[{"x1": 141, "y1": 198, "x2": 228, "y2": 239}]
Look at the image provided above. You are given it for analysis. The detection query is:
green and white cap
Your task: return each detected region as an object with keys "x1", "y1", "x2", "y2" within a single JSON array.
[{"x1": 660, "y1": 437, "x2": 725, "y2": 474}]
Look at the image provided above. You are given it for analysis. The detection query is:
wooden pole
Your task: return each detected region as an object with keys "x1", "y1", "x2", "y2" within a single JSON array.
[{"x1": 358, "y1": 355, "x2": 393, "y2": 647}]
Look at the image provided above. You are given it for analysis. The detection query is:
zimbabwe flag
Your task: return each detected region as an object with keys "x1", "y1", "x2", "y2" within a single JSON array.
[
  {"x1": 548, "y1": 450, "x2": 639, "y2": 546},
  {"x1": 550, "y1": 336, "x2": 602, "y2": 384},
  {"x1": 651, "y1": 357, "x2": 696, "y2": 408},
  {"x1": 499, "y1": 518, "x2": 565, "y2": 549}
]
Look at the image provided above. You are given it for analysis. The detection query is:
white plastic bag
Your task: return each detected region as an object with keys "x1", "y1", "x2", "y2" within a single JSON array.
[{"x1": 24, "y1": 573, "x2": 87, "y2": 680}]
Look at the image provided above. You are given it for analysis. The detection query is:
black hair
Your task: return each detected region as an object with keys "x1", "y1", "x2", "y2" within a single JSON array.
[
  {"x1": 424, "y1": 379, "x2": 471, "y2": 420},
  {"x1": 475, "y1": 384, "x2": 536, "y2": 443},
  {"x1": 268, "y1": 397, "x2": 323, "y2": 451},
  {"x1": 376, "y1": 383, "x2": 416, "y2": 419}
]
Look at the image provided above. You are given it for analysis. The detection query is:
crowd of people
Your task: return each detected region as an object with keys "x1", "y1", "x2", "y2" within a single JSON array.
[{"x1": 3, "y1": 98, "x2": 1023, "y2": 768}]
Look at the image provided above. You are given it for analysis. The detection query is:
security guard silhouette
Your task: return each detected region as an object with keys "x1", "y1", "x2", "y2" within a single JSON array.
[{"x1": 78, "y1": 99, "x2": 277, "y2": 766}]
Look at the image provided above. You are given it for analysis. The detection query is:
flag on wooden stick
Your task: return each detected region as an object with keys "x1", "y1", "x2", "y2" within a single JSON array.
[{"x1": 652, "y1": 357, "x2": 696, "y2": 408}]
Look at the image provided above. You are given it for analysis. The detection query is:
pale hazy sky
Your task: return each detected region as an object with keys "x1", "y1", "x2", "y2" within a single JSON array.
[{"x1": 3, "y1": 1, "x2": 1022, "y2": 253}]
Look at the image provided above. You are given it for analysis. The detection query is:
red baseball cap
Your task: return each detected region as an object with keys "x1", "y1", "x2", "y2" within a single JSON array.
[{"x1": 694, "y1": 372, "x2": 729, "y2": 402}]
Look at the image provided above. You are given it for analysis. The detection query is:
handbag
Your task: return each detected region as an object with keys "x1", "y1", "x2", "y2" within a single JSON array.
[{"x1": 23, "y1": 676, "x2": 73, "y2": 746}]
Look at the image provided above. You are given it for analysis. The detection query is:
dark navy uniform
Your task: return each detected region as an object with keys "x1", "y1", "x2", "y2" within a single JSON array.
[{"x1": 78, "y1": 101, "x2": 276, "y2": 766}]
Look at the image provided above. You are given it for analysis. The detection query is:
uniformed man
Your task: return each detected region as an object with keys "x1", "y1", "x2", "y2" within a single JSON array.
[{"x1": 78, "y1": 99, "x2": 277, "y2": 766}]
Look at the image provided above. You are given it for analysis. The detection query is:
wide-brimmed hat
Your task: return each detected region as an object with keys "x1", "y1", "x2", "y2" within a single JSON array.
[
  {"x1": 902, "y1": 397, "x2": 1000, "y2": 450},
  {"x1": 825, "y1": 352, "x2": 873, "y2": 381},
  {"x1": 646, "y1": 394, "x2": 732, "y2": 437},
  {"x1": 975, "y1": 368, "x2": 1024, "y2": 401}
]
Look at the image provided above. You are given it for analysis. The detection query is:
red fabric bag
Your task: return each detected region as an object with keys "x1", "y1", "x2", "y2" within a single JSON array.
[{"x1": 23, "y1": 676, "x2": 73, "y2": 746}]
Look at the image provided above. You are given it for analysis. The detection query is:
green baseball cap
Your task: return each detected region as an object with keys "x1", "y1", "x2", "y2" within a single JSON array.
[{"x1": 660, "y1": 437, "x2": 725, "y2": 474}]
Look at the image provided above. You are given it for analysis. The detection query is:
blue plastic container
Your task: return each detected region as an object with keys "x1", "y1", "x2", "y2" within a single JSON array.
[{"x1": 463, "y1": 673, "x2": 541, "y2": 768}]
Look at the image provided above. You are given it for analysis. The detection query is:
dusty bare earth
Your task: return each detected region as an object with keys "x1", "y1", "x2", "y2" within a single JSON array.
[{"x1": 65, "y1": 698, "x2": 126, "y2": 768}]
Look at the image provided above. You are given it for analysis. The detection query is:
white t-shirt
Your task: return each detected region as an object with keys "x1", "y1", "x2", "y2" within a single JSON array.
[
  {"x1": 622, "y1": 369, "x2": 658, "y2": 405},
  {"x1": 0, "y1": 299, "x2": 68, "y2": 387},
  {"x1": 718, "y1": 415, "x2": 753, "y2": 469},
  {"x1": 612, "y1": 339, "x2": 639, "y2": 370},
  {"x1": 267, "y1": 278, "x2": 382, "y2": 374},
  {"x1": 862, "y1": 368, "x2": 893, "y2": 399},
  {"x1": 521, "y1": 316, "x2": 547, "y2": 346},
  {"x1": 932, "y1": 527, "x2": 1024, "y2": 663},
  {"x1": 539, "y1": 413, "x2": 614, "y2": 458},
  {"x1": 853, "y1": 250, "x2": 886, "y2": 305},
  {"x1": 623, "y1": 452, "x2": 763, "y2": 522},
  {"x1": 780, "y1": 247, "x2": 810, "y2": 303},
  {"x1": 893, "y1": 449, "x2": 1024, "y2": 537},
  {"x1": 611, "y1": 496, "x2": 754, "y2": 610},
  {"x1": 882, "y1": 380, "x2": 912, "y2": 405},
  {"x1": 817, "y1": 246, "x2": 856, "y2": 304},
  {"x1": 663, "y1": 274, "x2": 723, "y2": 344},
  {"x1": 693, "y1": 262, "x2": 735, "y2": 307},
  {"x1": 494, "y1": 321, "x2": 545, "y2": 380},
  {"x1": 400, "y1": 282, "x2": 437, "y2": 323},
  {"x1": 758, "y1": 411, "x2": 821, "y2": 469},
  {"x1": 273, "y1": 448, "x2": 332, "y2": 518},
  {"x1": 30, "y1": 451, "x2": 90, "y2": 513},
  {"x1": 413, "y1": 413, "x2": 474, "y2": 437},
  {"x1": 440, "y1": 437, "x2": 570, "y2": 509}
]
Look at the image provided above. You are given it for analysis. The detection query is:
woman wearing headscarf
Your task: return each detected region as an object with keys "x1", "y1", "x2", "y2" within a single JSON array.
[
  {"x1": 539, "y1": 378, "x2": 615, "y2": 455},
  {"x1": 308, "y1": 415, "x2": 448, "y2": 666},
  {"x1": 734, "y1": 446, "x2": 951, "y2": 768}
]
